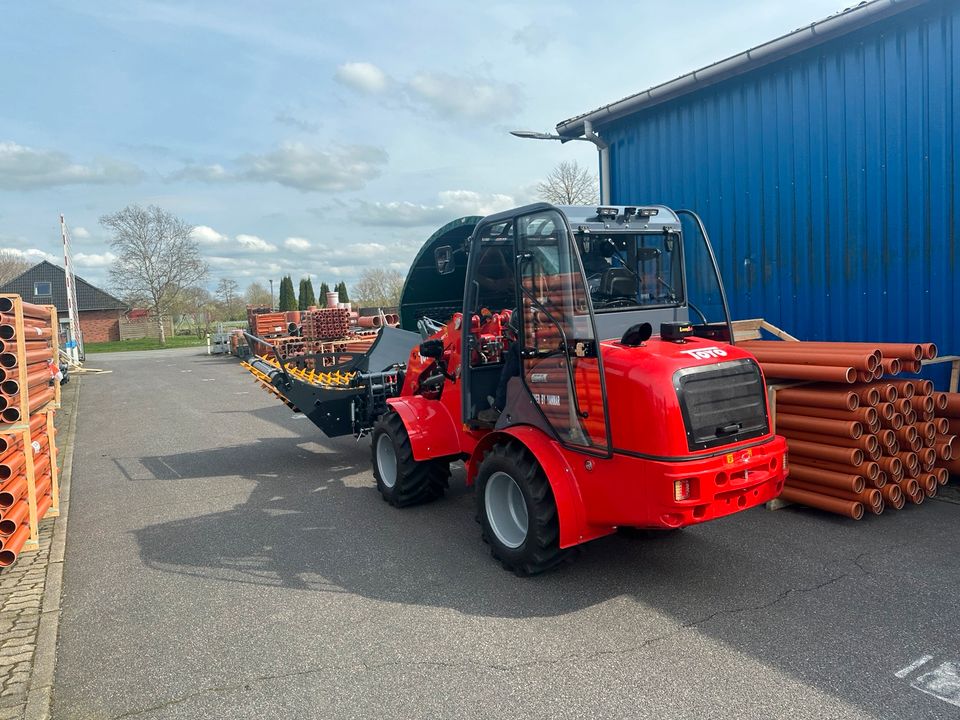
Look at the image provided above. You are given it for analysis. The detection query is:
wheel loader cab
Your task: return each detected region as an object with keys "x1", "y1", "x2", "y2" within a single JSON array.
[
  {"x1": 458, "y1": 202, "x2": 738, "y2": 454},
  {"x1": 460, "y1": 204, "x2": 611, "y2": 454}
]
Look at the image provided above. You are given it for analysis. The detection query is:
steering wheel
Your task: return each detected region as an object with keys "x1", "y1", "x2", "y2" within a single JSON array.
[{"x1": 599, "y1": 297, "x2": 636, "y2": 309}]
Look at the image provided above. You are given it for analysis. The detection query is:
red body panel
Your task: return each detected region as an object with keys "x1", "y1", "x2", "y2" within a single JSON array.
[{"x1": 389, "y1": 313, "x2": 788, "y2": 548}]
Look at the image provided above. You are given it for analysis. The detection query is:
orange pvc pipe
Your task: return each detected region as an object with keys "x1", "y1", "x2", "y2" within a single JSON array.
[
  {"x1": 775, "y1": 404, "x2": 877, "y2": 427},
  {"x1": 776, "y1": 414, "x2": 863, "y2": 439},
  {"x1": 901, "y1": 360, "x2": 922, "y2": 373},
  {"x1": 881, "y1": 484, "x2": 905, "y2": 510},
  {"x1": 933, "y1": 392, "x2": 949, "y2": 411},
  {"x1": 787, "y1": 463, "x2": 865, "y2": 493},
  {"x1": 885, "y1": 379, "x2": 915, "y2": 398},
  {"x1": 759, "y1": 363, "x2": 856, "y2": 383},
  {"x1": 843, "y1": 385, "x2": 882, "y2": 407},
  {"x1": 880, "y1": 358, "x2": 902, "y2": 375},
  {"x1": 0, "y1": 296, "x2": 51, "y2": 321},
  {"x1": 876, "y1": 402, "x2": 895, "y2": 420},
  {"x1": 0, "y1": 499, "x2": 28, "y2": 536},
  {"x1": 934, "y1": 467, "x2": 949, "y2": 485},
  {"x1": 941, "y1": 393, "x2": 960, "y2": 418},
  {"x1": 787, "y1": 479, "x2": 881, "y2": 506},
  {"x1": 745, "y1": 346, "x2": 878, "y2": 372},
  {"x1": 791, "y1": 456, "x2": 879, "y2": 482},
  {"x1": 897, "y1": 455, "x2": 920, "y2": 479},
  {"x1": 750, "y1": 341, "x2": 924, "y2": 361},
  {"x1": 0, "y1": 415, "x2": 45, "y2": 454},
  {"x1": 0, "y1": 365, "x2": 53, "y2": 396},
  {"x1": 919, "y1": 447, "x2": 937, "y2": 471},
  {"x1": 914, "y1": 379, "x2": 934, "y2": 396},
  {"x1": 777, "y1": 429, "x2": 879, "y2": 454},
  {"x1": 911, "y1": 396, "x2": 935, "y2": 414},
  {"x1": 784, "y1": 439, "x2": 863, "y2": 465},
  {"x1": 779, "y1": 486, "x2": 864, "y2": 519},
  {"x1": 0, "y1": 348, "x2": 52, "y2": 369},
  {"x1": 0, "y1": 523, "x2": 29, "y2": 566},
  {"x1": 876, "y1": 455, "x2": 903, "y2": 477},
  {"x1": 881, "y1": 413, "x2": 904, "y2": 430},
  {"x1": 775, "y1": 388, "x2": 859, "y2": 411},
  {"x1": 1, "y1": 386, "x2": 54, "y2": 422}
]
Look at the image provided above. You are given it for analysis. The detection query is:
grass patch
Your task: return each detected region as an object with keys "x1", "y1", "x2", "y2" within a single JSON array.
[{"x1": 85, "y1": 335, "x2": 208, "y2": 353}]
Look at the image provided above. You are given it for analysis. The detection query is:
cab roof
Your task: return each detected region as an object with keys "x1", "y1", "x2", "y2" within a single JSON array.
[{"x1": 476, "y1": 202, "x2": 680, "y2": 233}]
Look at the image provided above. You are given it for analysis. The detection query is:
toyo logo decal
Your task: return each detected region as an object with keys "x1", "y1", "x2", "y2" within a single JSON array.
[{"x1": 679, "y1": 346, "x2": 728, "y2": 360}]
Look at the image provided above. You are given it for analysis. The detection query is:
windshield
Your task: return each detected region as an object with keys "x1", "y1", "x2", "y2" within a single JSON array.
[{"x1": 575, "y1": 232, "x2": 684, "y2": 311}]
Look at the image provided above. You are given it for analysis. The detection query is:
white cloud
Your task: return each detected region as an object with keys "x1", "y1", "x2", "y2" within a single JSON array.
[
  {"x1": 175, "y1": 164, "x2": 229, "y2": 183},
  {"x1": 0, "y1": 141, "x2": 143, "y2": 190},
  {"x1": 407, "y1": 73, "x2": 521, "y2": 120},
  {"x1": 173, "y1": 142, "x2": 388, "y2": 192},
  {"x1": 335, "y1": 62, "x2": 388, "y2": 93},
  {"x1": 0, "y1": 247, "x2": 58, "y2": 263},
  {"x1": 284, "y1": 237, "x2": 311, "y2": 251},
  {"x1": 274, "y1": 109, "x2": 321, "y2": 133},
  {"x1": 72, "y1": 251, "x2": 117, "y2": 268},
  {"x1": 191, "y1": 225, "x2": 229, "y2": 244},
  {"x1": 353, "y1": 190, "x2": 516, "y2": 227},
  {"x1": 236, "y1": 234, "x2": 276, "y2": 252},
  {"x1": 72, "y1": 226, "x2": 91, "y2": 239}
]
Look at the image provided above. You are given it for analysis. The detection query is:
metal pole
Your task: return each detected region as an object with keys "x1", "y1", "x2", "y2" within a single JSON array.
[{"x1": 60, "y1": 214, "x2": 82, "y2": 364}]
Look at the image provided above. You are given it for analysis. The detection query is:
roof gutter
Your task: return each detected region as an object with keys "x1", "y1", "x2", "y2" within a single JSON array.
[{"x1": 556, "y1": 0, "x2": 928, "y2": 137}]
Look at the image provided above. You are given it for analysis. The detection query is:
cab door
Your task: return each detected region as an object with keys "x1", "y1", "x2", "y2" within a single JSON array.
[{"x1": 516, "y1": 208, "x2": 611, "y2": 455}]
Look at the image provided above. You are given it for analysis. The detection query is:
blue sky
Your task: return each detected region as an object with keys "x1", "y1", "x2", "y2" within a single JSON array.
[{"x1": 0, "y1": 0, "x2": 843, "y2": 295}]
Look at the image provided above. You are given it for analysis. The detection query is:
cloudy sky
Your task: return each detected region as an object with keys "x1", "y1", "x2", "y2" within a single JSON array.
[{"x1": 0, "y1": 0, "x2": 843, "y2": 296}]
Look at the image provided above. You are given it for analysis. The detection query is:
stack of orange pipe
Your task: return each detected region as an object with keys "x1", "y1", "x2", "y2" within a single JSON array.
[
  {"x1": 750, "y1": 338, "x2": 954, "y2": 518},
  {"x1": 0, "y1": 295, "x2": 58, "y2": 569}
]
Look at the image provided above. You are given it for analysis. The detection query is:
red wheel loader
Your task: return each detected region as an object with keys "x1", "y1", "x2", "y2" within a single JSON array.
[{"x1": 242, "y1": 204, "x2": 787, "y2": 574}]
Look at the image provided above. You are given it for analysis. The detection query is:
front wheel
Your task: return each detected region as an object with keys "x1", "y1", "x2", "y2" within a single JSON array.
[
  {"x1": 371, "y1": 412, "x2": 449, "y2": 507},
  {"x1": 476, "y1": 443, "x2": 570, "y2": 575}
]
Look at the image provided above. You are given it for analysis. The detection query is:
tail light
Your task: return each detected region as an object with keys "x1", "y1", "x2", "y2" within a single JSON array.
[{"x1": 674, "y1": 479, "x2": 692, "y2": 502}]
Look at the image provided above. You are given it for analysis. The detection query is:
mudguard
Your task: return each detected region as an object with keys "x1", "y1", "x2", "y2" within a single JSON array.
[
  {"x1": 387, "y1": 396, "x2": 462, "y2": 461},
  {"x1": 468, "y1": 426, "x2": 605, "y2": 549}
]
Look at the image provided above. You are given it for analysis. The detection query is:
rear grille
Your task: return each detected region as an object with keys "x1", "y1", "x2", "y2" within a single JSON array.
[{"x1": 674, "y1": 360, "x2": 769, "y2": 451}]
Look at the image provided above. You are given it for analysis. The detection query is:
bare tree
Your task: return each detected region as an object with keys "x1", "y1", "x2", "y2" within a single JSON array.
[
  {"x1": 172, "y1": 286, "x2": 215, "y2": 337},
  {"x1": 244, "y1": 281, "x2": 272, "y2": 307},
  {"x1": 537, "y1": 160, "x2": 599, "y2": 205},
  {"x1": 0, "y1": 250, "x2": 32, "y2": 286},
  {"x1": 352, "y1": 268, "x2": 405, "y2": 308},
  {"x1": 215, "y1": 278, "x2": 239, "y2": 305},
  {"x1": 101, "y1": 204, "x2": 208, "y2": 344}
]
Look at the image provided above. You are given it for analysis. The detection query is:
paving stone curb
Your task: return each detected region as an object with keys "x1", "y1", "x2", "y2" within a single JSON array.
[{"x1": 22, "y1": 378, "x2": 80, "y2": 720}]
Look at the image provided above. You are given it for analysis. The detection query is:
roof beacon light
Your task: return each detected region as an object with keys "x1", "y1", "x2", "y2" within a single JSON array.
[{"x1": 596, "y1": 206, "x2": 618, "y2": 220}]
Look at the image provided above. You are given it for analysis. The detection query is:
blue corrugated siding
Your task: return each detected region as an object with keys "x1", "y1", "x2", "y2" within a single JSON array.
[{"x1": 603, "y1": 0, "x2": 959, "y2": 365}]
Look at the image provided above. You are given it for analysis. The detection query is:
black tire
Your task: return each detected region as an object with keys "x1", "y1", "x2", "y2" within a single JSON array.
[
  {"x1": 475, "y1": 442, "x2": 571, "y2": 575},
  {"x1": 371, "y1": 412, "x2": 449, "y2": 507}
]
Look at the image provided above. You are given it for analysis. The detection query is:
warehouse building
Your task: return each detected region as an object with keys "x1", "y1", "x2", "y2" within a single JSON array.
[
  {"x1": 0, "y1": 261, "x2": 127, "y2": 342},
  {"x1": 557, "y1": 0, "x2": 958, "y2": 369}
]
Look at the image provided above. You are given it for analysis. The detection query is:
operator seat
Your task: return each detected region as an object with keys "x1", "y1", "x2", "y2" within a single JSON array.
[{"x1": 599, "y1": 268, "x2": 637, "y2": 298}]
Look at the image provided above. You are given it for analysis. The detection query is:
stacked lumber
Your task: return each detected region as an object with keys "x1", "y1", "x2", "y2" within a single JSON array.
[{"x1": 741, "y1": 340, "x2": 953, "y2": 519}]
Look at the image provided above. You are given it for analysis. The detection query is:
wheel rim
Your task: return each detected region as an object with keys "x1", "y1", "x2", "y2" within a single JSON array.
[
  {"x1": 376, "y1": 434, "x2": 398, "y2": 488},
  {"x1": 484, "y1": 471, "x2": 528, "y2": 549}
]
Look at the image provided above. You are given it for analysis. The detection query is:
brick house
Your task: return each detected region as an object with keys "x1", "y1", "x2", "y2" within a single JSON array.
[{"x1": 0, "y1": 261, "x2": 127, "y2": 343}]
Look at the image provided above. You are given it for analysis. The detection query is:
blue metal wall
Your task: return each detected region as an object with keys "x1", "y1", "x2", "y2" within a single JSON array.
[{"x1": 603, "y1": 0, "x2": 959, "y2": 361}]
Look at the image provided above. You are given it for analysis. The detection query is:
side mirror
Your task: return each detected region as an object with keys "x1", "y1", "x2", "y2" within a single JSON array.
[
  {"x1": 434, "y1": 246, "x2": 455, "y2": 275},
  {"x1": 419, "y1": 338, "x2": 444, "y2": 359}
]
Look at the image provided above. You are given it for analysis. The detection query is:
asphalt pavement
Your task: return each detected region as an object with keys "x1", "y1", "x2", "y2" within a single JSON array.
[{"x1": 52, "y1": 347, "x2": 960, "y2": 719}]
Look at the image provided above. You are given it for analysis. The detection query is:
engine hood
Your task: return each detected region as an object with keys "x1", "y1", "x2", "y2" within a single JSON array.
[{"x1": 598, "y1": 337, "x2": 771, "y2": 457}]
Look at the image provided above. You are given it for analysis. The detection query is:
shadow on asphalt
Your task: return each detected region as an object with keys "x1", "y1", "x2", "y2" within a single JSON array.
[{"x1": 129, "y1": 404, "x2": 960, "y2": 717}]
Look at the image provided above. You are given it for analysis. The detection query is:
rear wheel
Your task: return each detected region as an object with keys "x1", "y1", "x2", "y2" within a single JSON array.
[
  {"x1": 371, "y1": 412, "x2": 449, "y2": 507},
  {"x1": 476, "y1": 443, "x2": 570, "y2": 575}
]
